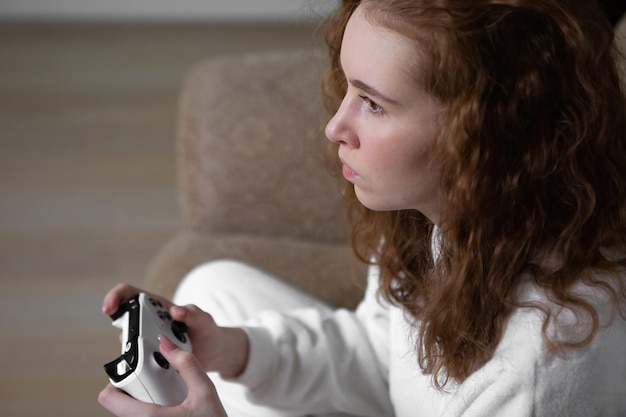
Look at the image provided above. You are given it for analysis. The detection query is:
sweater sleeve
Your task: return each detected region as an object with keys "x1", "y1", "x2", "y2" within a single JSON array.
[{"x1": 232, "y1": 266, "x2": 394, "y2": 417}]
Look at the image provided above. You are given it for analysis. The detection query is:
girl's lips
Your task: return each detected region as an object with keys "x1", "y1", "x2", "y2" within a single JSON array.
[{"x1": 341, "y1": 160, "x2": 358, "y2": 180}]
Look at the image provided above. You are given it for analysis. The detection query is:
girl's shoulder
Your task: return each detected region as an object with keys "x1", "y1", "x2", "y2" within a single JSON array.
[
  {"x1": 492, "y1": 273, "x2": 626, "y2": 411},
  {"x1": 446, "y1": 276, "x2": 626, "y2": 416}
]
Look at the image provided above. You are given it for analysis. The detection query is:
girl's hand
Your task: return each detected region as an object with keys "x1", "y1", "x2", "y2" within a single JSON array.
[
  {"x1": 102, "y1": 283, "x2": 173, "y2": 316},
  {"x1": 169, "y1": 304, "x2": 249, "y2": 378},
  {"x1": 102, "y1": 283, "x2": 250, "y2": 378},
  {"x1": 98, "y1": 336, "x2": 228, "y2": 417}
]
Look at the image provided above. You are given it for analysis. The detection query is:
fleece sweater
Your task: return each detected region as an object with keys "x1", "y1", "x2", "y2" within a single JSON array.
[{"x1": 235, "y1": 264, "x2": 626, "y2": 417}]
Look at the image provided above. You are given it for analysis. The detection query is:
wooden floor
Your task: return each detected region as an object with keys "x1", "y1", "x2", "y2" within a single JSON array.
[{"x1": 0, "y1": 21, "x2": 321, "y2": 417}]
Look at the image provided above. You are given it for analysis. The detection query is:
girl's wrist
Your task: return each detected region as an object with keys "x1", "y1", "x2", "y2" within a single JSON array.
[{"x1": 217, "y1": 327, "x2": 249, "y2": 379}]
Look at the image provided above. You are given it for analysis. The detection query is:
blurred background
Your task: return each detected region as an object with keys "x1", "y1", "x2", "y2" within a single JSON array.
[
  {"x1": 0, "y1": 1, "x2": 333, "y2": 416},
  {"x1": 0, "y1": 0, "x2": 337, "y2": 21}
]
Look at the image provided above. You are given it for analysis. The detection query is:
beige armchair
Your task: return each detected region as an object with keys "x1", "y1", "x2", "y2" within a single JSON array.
[{"x1": 144, "y1": 49, "x2": 366, "y2": 310}]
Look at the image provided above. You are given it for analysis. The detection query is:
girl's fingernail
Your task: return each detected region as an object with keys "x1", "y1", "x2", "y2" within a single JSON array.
[
  {"x1": 172, "y1": 305, "x2": 187, "y2": 317},
  {"x1": 158, "y1": 334, "x2": 177, "y2": 352}
]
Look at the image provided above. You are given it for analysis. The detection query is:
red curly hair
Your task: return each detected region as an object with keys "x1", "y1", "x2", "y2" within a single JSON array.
[{"x1": 323, "y1": 0, "x2": 626, "y2": 386}]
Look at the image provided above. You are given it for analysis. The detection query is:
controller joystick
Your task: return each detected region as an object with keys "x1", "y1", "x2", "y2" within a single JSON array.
[
  {"x1": 103, "y1": 293, "x2": 192, "y2": 406},
  {"x1": 171, "y1": 320, "x2": 188, "y2": 343},
  {"x1": 153, "y1": 351, "x2": 170, "y2": 369}
]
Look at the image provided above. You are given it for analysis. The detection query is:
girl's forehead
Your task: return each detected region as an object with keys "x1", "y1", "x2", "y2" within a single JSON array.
[
  {"x1": 342, "y1": 6, "x2": 427, "y2": 88},
  {"x1": 345, "y1": 7, "x2": 417, "y2": 61}
]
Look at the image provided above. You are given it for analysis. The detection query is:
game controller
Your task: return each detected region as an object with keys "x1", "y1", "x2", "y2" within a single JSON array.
[{"x1": 104, "y1": 292, "x2": 192, "y2": 406}]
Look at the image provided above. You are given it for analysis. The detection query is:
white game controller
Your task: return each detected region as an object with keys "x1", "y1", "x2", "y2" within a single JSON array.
[{"x1": 104, "y1": 293, "x2": 192, "y2": 406}]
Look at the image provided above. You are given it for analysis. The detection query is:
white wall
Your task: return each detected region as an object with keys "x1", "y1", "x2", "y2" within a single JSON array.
[{"x1": 0, "y1": 0, "x2": 338, "y2": 22}]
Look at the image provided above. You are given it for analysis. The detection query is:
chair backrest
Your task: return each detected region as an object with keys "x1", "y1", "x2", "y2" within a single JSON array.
[{"x1": 176, "y1": 49, "x2": 349, "y2": 244}]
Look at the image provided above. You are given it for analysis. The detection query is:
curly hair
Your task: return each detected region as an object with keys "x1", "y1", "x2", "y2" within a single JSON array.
[{"x1": 323, "y1": 0, "x2": 626, "y2": 387}]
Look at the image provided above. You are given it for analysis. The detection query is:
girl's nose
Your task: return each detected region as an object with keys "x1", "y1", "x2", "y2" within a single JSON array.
[{"x1": 325, "y1": 98, "x2": 359, "y2": 148}]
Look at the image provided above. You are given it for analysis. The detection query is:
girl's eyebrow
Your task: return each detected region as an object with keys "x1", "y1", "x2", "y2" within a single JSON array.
[{"x1": 350, "y1": 78, "x2": 400, "y2": 105}]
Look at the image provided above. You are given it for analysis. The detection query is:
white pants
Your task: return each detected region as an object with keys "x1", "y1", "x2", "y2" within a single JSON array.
[{"x1": 172, "y1": 259, "x2": 346, "y2": 417}]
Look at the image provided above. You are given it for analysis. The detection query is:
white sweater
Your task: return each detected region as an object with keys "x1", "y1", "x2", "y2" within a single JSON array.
[{"x1": 235, "y1": 265, "x2": 626, "y2": 416}]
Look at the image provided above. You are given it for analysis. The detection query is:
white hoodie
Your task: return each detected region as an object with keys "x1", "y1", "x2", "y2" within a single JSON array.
[{"x1": 235, "y1": 263, "x2": 626, "y2": 417}]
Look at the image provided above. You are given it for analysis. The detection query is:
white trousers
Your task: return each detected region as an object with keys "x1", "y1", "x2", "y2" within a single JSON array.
[{"x1": 172, "y1": 259, "x2": 346, "y2": 417}]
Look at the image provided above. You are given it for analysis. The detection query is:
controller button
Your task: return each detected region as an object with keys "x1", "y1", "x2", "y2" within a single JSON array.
[
  {"x1": 149, "y1": 297, "x2": 163, "y2": 308},
  {"x1": 171, "y1": 321, "x2": 188, "y2": 344},
  {"x1": 153, "y1": 352, "x2": 170, "y2": 369},
  {"x1": 158, "y1": 311, "x2": 172, "y2": 321}
]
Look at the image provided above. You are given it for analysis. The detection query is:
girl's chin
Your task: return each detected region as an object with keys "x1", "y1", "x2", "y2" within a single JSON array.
[{"x1": 354, "y1": 189, "x2": 395, "y2": 212}]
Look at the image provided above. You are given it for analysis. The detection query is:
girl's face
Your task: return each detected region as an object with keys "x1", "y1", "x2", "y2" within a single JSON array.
[{"x1": 325, "y1": 5, "x2": 442, "y2": 224}]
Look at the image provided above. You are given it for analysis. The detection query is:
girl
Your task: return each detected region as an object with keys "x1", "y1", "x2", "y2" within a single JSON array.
[{"x1": 99, "y1": 1, "x2": 626, "y2": 416}]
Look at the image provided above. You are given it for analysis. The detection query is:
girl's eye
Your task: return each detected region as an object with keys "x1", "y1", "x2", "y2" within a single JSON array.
[{"x1": 359, "y1": 95, "x2": 384, "y2": 115}]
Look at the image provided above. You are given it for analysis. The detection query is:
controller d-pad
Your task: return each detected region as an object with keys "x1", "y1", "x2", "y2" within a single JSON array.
[{"x1": 153, "y1": 352, "x2": 170, "y2": 369}]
